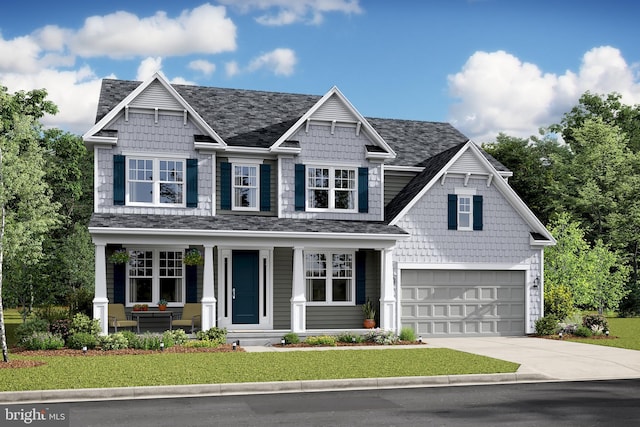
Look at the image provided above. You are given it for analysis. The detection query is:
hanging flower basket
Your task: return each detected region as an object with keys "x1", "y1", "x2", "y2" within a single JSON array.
[
  {"x1": 109, "y1": 249, "x2": 130, "y2": 265},
  {"x1": 184, "y1": 249, "x2": 204, "y2": 266}
]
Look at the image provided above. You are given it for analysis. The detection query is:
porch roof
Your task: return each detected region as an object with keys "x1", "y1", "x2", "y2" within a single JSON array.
[{"x1": 89, "y1": 213, "x2": 408, "y2": 238}]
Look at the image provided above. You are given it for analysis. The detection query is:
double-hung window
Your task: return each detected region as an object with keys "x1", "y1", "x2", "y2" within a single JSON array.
[
  {"x1": 448, "y1": 189, "x2": 483, "y2": 231},
  {"x1": 305, "y1": 251, "x2": 354, "y2": 305},
  {"x1": 457, "y1": 195, "x2": 472, "y2": 230},
  {"x1": 233, "y1": 164, "x2": 258, "y2": 210},
  {"x1": 128, "y1": 158, "x2": 185, "y2": 206},
  {"x1": 128, "y1": 249, "x2": 184, "y2": 306},
  {"x1": 307, "y1": 167, "x2": 356, "y2": 211}
]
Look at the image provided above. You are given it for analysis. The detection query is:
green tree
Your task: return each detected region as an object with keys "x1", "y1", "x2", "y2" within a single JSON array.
[
  {"x1": 583, "y1": 240, "x2": 629, "y2": 314},
  {"x1": 0, "y1": 86, "x2": 60, "y2": 362}
]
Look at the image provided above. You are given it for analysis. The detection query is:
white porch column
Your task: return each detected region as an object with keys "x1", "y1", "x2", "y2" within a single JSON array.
[
  {"x1": 93, "y1": 243, "x2": 109, "y2": 335},
  {"x1": 290, "y1": 246, "x2": 306, "y2": 333},
  {"x1": 380, "y1": 248, "x2": 397, "y2": 332},
  {"x1": 201, "y1": 244, "x2": 217, "y2": 330}
]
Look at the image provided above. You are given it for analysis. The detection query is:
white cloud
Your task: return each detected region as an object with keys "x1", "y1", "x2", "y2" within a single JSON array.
[
  {"x1": 136, "y1": 57, "x2": 163, "y2": 81},
  {"x1": 0, "y1": 34, "x2": 43, "y2": 73},
  {"x1": 189, "y1": 59, "x2": 216, "y2": 76},
  {"x1": 447, "y1": 46, "x2": 640, "y2": 142},
  {"x1": 225, "y1": 61, "x2": 240, "y2": 77},
  {"x1": 69, "y1": 4, "x2": 236, "y2": 58},
  {"x1": 219, "y1": 0, "x2": 362, "y2": 26},
  {"x1": 247, "y1": 48, "x2": 297, "y2": 76}
]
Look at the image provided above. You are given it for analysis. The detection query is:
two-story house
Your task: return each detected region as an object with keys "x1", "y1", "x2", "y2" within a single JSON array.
[{"x1": 83, "y1": 72, "x2": 554, "y2": 339}]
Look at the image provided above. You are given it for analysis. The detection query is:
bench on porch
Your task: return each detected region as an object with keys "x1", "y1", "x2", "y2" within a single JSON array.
[{"x1": 171, "y1": 303, "x2": 201, "y2": 333}]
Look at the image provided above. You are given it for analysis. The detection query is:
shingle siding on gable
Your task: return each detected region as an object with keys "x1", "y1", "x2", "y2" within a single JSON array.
[
  {"x1": 95, "y1": 112, "x2": 213, "y2": 215},
  {"x1": 280, "y1": 124, "x2": 382, "y2": 220}
]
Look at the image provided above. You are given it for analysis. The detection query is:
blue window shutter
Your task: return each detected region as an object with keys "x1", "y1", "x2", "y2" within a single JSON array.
[
  {"x1": 186, "y1": 159, "x2": 198, "y2": 208},
  {"x1": 220, "y1": 162, "x2": 231, "y2": 210},
  {"x1": 113, "y1": 263, "x2": 126, "y2": 304},
  {"x1": 356, "y1": 251, "x2": 366, "y2": 305},
  {"x1": 186, "y1": 265, "x2": 198, "y2": 303},
  {"x1": 260, "y1": 164, "x2": 271, "y2": 212},
  {"x1": 473, "y1": 195, "x2": 483, "y2": 230},
  {"x1": 448, "y1": 194, "x2": 458, "y2": 230},
  {"x1": 295, "y1": 164, "x2": 305, "y2": 211},
  {"x1": 358, "y1": 167, "x2": 369, "y2": 213},
  {"x1": 113, "y1": 155, "x2": 125, "y2": 206}
]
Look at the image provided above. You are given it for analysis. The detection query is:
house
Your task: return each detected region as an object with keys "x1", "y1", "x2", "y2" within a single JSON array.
[{"x1": 83, "y1": 72, "x2": 554, "y2": 339}]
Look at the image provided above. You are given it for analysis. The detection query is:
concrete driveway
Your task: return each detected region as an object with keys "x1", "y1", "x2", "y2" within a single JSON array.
[{"x1": 426, "y1": 336, "x2": 640, "y2": 381}]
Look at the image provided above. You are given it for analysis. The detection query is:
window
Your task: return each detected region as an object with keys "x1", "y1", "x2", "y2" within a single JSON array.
[
  {"x1": 458, "y1": 196, "x2": 472, "y2": 230},
  {"x1": 307, "y1": 167, "x2": 356, "y2": 211},
  {"x1": 127, "y1": 158, "x2": 184, "y2": 206},
  {"x1": 305, "y1": 251, "x2": 354, "y2": 304},
  {"x1": 448, "y1": 192, "x2": 483, "y2": 231},
  {"x1": 128, "y1": 249, "x2": 184, "y2": 305},
  {"x1": 233, "y1": 165, "x2": 258, "y2": 210}
]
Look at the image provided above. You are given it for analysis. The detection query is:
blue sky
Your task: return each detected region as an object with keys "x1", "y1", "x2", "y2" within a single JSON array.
[{"x1": 1, "y1": 0, "x2": 639, "y2": 142}]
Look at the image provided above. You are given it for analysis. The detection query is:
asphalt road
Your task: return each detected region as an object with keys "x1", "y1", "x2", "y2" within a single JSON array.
[{"x1": 65, "y1": 379, "x2": 639, "y2": 427}]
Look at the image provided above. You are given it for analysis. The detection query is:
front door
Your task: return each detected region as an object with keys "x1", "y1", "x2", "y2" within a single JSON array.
[{"x1": 232, "y1": 250, "x2": 259, "y2": 324}]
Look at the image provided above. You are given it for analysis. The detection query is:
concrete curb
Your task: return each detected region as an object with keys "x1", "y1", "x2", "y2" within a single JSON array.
[{"x1": 0, "y1": 372, "x2": 551, "y2": 404}]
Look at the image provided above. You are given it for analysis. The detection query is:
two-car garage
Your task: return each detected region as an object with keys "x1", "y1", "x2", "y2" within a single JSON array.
[{"x1": 400, "y1": 269, "x2": 526, "y2": 337}]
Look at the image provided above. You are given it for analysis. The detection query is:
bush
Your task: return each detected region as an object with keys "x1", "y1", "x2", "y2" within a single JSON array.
[
  {"x1": 305, "y1": 335, "x2": 337, "y2": 346},
  {"x1": 574, "y1": 325, "x2": 593, "y2": 338},
  {"x1": 119, "y1": 330, "x2": 140, "y2": 348},
  {"x1": 336, "y1": 332, "x2": 364, "y2": 343},
  {"x1": 364, "y1": 329, "x2": 399, "y2": 345},
  {"x1": 34, "y1": 306, "x2": 69, "y2": 325},
  {"x1": 135, "y1": 333, "x2": 162, "y2": 350},
  {"x1": 399, "y1": 327, "x2": 417, "y2": 342},
  {"x1": 14, "y1": 318, "x2": 49, "y2": 343},
  {"x1": 20, "y1": 332, "x2": 65, "y2": 350},
  {"x1": 67, "y1": 332, "x2": 98, "y2": 350},
  {"x1": 163, "y1": 329, "x2": 189, "y2": 347},
  {"x1": 583, "y1": 314, "x2": 609, "y2": 335},
  {"x1": 196, "y1": 327, "x2": 227, "y2": 346},
  {"x1": 49, "y1": 319, "x2": 71, "y2": 342},
  {"x1": 535, "y1": 315, "x2": 559, "y2": 336},
  {"x1": 100, "y1": 333, "x2": 129, "y2": 350},
  {"x1": 282, "y1": 332, "x2": 300, "y2": 344},
  {"x1": 544, "y1": 284, "x2": 575, "y2": 320},
  {"x1": 69, "y1": 313, "x2": 101, "y2": 337},
  {"x1": 183, "y1": 340, "x2": 222, "y2": 348}
]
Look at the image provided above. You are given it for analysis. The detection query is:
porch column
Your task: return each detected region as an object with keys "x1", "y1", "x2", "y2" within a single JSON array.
[
  {"x1": 380, "y1": 247, "x2": 397, "y2": 332},
  {"x1": 93, "y1": 243, "x2": 109, "y2": 335},
  {"x1": 290, "y1": 246, "x2": 306, "y2": 333},
  {"x1": 201, "y1": 244, "x2": 217, "y2": 331}
]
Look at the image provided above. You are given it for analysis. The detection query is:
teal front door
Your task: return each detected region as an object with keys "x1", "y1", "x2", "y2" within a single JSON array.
[{"x1": 232, "y1": 250, "x2": 259, "y2": 324}]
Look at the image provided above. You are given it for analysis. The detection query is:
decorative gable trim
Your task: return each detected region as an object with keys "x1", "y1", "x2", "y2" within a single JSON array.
[
  {"x1": 270, "y1": 86, "x2": 396, "y2": 159},
  {"x1": 82, "y1": 72, "x2": 227, "y2": 149}
]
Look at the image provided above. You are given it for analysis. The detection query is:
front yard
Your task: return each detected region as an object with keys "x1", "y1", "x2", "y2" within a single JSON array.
[{"x1": 567, "y1": 317, "x2": 640, "y2": 350}]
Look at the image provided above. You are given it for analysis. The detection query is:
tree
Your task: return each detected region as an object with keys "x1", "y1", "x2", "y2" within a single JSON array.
[{"x1": 0, "y1": 86, "x2": 59, "y2": 362}]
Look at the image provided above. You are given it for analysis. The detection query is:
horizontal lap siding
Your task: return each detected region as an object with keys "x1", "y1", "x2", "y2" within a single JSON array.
[
  {"x1": 273, "y1": 247, "x2": 292, "y2": 329},
  {"x1": 384, "y1": 171, "x2": 418, "y2": 207}
]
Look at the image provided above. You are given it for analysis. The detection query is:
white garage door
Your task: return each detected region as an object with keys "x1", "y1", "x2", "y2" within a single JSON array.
[{"x1": 401, "y1": 270, "x2": 525, "y2": 336}]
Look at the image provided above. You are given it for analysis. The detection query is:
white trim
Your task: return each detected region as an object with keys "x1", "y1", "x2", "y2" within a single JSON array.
[
  {"x1": 121, "y1": 151, "x2": 188, "y2": 159},
  {"x1": 397, "y1": 262, "x2": 529, "y2": 270}
]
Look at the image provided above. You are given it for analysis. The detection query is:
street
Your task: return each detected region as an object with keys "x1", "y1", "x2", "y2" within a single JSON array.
[{"x1": 66, "y1": 379, "x2": 640, "y2": 427}]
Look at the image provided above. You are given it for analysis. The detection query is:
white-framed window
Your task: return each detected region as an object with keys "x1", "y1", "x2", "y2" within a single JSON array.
[
  {"x1": 458, "y1": 195, "x2": 472, "y2": 230},
  {"x1": 127, "y1": 157, "x2": 185, "y2": 206},
  {"x1": 127, "y1": 249, "x2": 185, "y2": 306},
  {"x1": 233, "y1": 164, "x2": 258, "y2": 210},
  {"x1": 305, "y1": 251, "x2": 354, "y2": 305},
  {"x1": 307, "y1": 166, "x2": 356, "y2": 211}
]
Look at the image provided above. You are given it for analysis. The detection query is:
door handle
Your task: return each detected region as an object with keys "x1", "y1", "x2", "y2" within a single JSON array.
[{"x1": 232, "y1": 288, "x2": 236, "y2": 300}]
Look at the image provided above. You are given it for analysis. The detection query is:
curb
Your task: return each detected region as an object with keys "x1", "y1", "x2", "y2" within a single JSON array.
[{"x1": 0, "y1": 372, "x2": 551, "y2": 404}]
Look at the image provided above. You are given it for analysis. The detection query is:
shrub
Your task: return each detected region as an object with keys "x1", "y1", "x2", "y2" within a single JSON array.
[
  {"x1": 196, "y1": 327, "x2": 227, "y2": 346},
  {"x1": 583, "y1": 314, "x2": 609, "y2": 335},
  {"x1": 67, "y1": 332, "x2": 98, "y2": 350},
  {"x1": 535, "y1": 315, "x2": 559, "y2": 336},
  {"x1": 305, "y1": 335, "x2": 337, "y2": 346},
  {"x1": 183, "y1": 339, "x2": 222, "y2": 348},
  {"x1": 336, "y1": 332, "x2": 364, "y2": 343},
  {"x1": 34, "y1": 306, "x2": 69, "y2": 325},
  {"x1": 100, "y1": 333, "x2": 129, "y2": 350},
  {"x1": 49, "y1": 319, "x2": 71, "y2": 342},
  {"x1": 399, "y1": 327, "x2": 417, "y2": 342},
  {"x1": 282, "y1": 332, "x2": 300, "y2": 344},
  {"x1": 136, "y1": 333, "x2": 163, "y2": 350},
  {"x1": 69, "y1": 313, "x2": 101, "y2": 337},
  {"x1": 544, "y1": 284, "x2": 575, "y2": 320},
  {"x1": 163, "y1": 329, "x2": 189, "y2": 346},
  {"x1": 573, "y1": 325, "x2": 593, "y2": 338},
  {"x1": 119, "y1": 330, "x2": 140, "y2": 348},
  {"x1": 20, "y1": 332, "x2": 65, "y2": 350},
  {"x1": 364, "y1": 328, "x2": 399, "y2": 345},
  {"x1": 14, "y1": 318, "x2": 49, "y2": 343}
]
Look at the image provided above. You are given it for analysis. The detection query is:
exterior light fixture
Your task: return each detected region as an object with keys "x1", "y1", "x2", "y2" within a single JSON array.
[
  {"x1": 281, "y1": 339, "x2": 285, "y2": 346},
  {"x1": 559, "y1": 332, "x2": 563, "y2": 339},
  {"x1": 82, "y1": 346, "x2": 87, "y2": 354},
  {"x1": 418, "y1": 336, "x2": 423, "y2": 343},
  {"x1": 232, "y1": 342, "x2": 237, "y2": 351},
  {"x1": 160, "y1": 342, "x2": 165, "y2": 351},
  {"x1": 533, "y1": 277, "x2": 540, "y2": 289}
]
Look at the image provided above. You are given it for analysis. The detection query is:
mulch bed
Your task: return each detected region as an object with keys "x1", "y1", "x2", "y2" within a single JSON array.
[{"x1": 275, "y1": 340, "x2": 425, "y2": 348}]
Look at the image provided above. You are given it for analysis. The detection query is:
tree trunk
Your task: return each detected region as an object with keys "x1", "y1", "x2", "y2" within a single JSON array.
[{"x1": 0, "y1": 204, "x2": 8, "y2": 362}]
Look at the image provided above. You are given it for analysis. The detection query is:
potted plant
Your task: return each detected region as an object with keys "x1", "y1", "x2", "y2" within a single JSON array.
[
  {"x1": 157, "y1": 299, "x2": 168, "y2": 311},
  {"x1": 183, "y1": 249, "x2": 204, "y2": 266},
  {"x1": 362, "y1": 299, "x2": 376, "y2": 329},
  {"x1": 109, "y1": 249, "x2": 130, "y2": 265}
]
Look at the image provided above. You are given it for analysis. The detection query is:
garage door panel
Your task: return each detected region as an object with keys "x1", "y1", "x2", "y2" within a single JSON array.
[{"x1": 401, "y1": 269, "x2": 525, "y2": 337}]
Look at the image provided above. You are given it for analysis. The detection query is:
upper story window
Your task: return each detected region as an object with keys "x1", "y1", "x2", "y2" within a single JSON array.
[
  {"x1": 306, "y1": 166, "x2": 357, "y2": 211},
  {"x1": 457, "y1": 195, "x2": 472, "y2": 230},
  {"x1": 127, "y1": 157, "x2": 185, "y2": 206},
  {"x1": 448, "y1": 189, "x2": 483, "y2": 231},
  {"x1": 233, "y1": 164, "x2": 258, "y2": 210}
]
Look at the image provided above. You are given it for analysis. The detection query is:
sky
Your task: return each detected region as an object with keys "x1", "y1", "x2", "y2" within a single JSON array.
[{"x1": 1, "y1": 0, "x2": 639, "y2": 143}]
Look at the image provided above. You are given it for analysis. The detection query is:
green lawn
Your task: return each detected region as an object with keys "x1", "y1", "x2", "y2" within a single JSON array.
[
  {"x1": 568, "y1": 317, "x2": 640, "y2": 350},
  {"x1": 0, "y1": 348, "x2": 519, "y2": 392}
]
